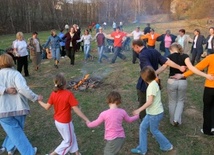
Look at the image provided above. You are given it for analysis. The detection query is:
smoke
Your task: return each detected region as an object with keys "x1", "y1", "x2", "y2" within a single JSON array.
[{"x1": 80, "y1": 63, "x2": 112, "y2": 80}]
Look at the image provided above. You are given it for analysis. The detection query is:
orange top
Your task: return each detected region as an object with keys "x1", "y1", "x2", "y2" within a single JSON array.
[
  {"x1": 140, "y1": 33, "x2": 160, "y2": 46},
  {"x1": 183, "y1": 54, "x2": 214, "y2": 88}
]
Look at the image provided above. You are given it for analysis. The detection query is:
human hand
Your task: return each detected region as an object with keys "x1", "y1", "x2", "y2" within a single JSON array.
[
  {"x1": 179, "y1": 66, "x2": 187, "y2": 72},
  {"x1": 170, "y1": 74, "x2": 184, "y2": 80},
  {"x1": 86, "y1": 120, "x2": 91, "y2": 124},
  {"x1": 206, "y1": 74, "x2": 214, "y2": 81},
  {"x1": 133, "y1": 109, "x2": 140, "y2": 116},
  {"x1": 6, "y1": 87, "x2": 17, "y2": 94},
  {"x1": 37, "y1": 95, "x2": 43, "y2": 101}
]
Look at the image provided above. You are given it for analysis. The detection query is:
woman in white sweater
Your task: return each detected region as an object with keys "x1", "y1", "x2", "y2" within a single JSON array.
[{"x1": 77, "y1": 29, "x2": 93, "y2": 61}]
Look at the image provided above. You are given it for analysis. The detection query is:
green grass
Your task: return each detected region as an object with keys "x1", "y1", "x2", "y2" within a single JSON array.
[{"x1": 0, "y1": 20, "x2": 213, "y2": 155}]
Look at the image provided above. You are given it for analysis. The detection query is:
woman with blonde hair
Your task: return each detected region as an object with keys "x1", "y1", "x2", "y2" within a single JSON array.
[
  {"x1": 44, "y1": 29, "x2": 61, "y2": 68},
  {"x1": 0, "y1": 53, "x2": 42, "y2": 154},
  {"x1": 156, "y1": 43, "x2": 213, "y2": 126},
  {"x1": 13, "y1": 32, "x2": 29, "y2": 77}
]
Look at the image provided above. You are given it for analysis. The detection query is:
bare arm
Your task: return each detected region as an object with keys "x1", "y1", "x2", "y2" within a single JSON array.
[
  {"x1": 72, "y1": 106, "x2": 90, "y2": 122},
  {"x1": 133, "y1": 95, "x2": 154, "y2": 115},
  {"x1": 155, "y1": 64, "x2": 168, "y2": 75},
  {"x1": 165, "y1": 59, "x2": 186, "y2": 72},
  {"x1": 104, "y1": 33, "x2": 114, "y2": 40},
  {"x1": 185, "y1": 57, "x2": 213, "y2": 80},
  {"x1": 38, "y1": 101, "x2": 52, "y2": 110}
]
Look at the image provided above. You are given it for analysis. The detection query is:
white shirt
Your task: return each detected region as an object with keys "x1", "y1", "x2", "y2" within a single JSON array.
[
  {"x1": 131, "y1": 30, "x2": 144, "y2": 40},
  {"x1": 193, "y1": 35, "x2": 198, "y2": 48},
  {"x1": 78, "y1": 35, "x2": 92, "y2": 45},
  {"x1": 14, "y1": 40, "x2": 28, "y2": 56},
  {"x1": 208, "y1": 36, "x2": 213, "y2": 49},
  {"x1": 178, "y1": 35, "x2": 185, "y2": 48}
]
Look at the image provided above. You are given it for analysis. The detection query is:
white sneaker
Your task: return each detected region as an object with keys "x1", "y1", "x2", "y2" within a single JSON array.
[
  {"x1": 0, "y1": 147, "x2": 5, "y2": 154},
  {"x1": 8, "y1": 147, "x2": 16, "y2": 155},
  {"x1": 166, "y1": 145, "x2": 173, "y2": 151},
  {"x1": 201, "y1": 129, "x2": 204, "y2": 134},
  {"x1": 34, "y1": 147, "x2": 37, "y2": 155}
]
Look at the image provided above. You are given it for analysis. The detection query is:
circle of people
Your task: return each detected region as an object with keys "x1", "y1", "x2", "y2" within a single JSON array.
[{"x1": 1, "y1": 23, "x2": 214, "y2": 155}]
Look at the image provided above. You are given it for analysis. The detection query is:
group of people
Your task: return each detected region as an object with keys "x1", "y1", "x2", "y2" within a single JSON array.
[{"x1": 1, "y1": 23, "x2": 214, "y2": 155}]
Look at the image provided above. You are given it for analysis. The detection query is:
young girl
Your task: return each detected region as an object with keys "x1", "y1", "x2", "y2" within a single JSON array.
[
  {"x1": 86, "y1": 91, "x2": 139, "y2": 155},
  {"x1": 38, "y1": 73, "x2": 89, "y2": 155},
  {"x1": 77, "y1": 29, "x2": 93, "y2": 61},
  {"x1": 131, "y1": 66, "x2": 173, "y2": 155}
]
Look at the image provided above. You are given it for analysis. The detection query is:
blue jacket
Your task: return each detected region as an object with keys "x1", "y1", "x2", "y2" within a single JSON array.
[
  {"x1": 58, "y1": 32, "x2": 65, "y2": 47},
  {"x1": 44, "y1": 35, "x2": 61, "y2": 49}
]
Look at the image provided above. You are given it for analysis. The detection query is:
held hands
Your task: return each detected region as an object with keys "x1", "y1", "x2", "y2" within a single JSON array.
[
  {"x1": 133, "y1": 109, "x2": 141, "y2": 116},
  {"x1": 179, "y1": 66, "x2": 187, "y2": 72},
  {"x1": 37, "y1": 95, "x2": 43, "y2": 101},
  {"x1": 206, "y1": 74, "x2": 214, "y2": 80},
  {"x1": 170, "y1": 74, "x2": 184, "y2": 80},
  {"x1": 6, "y1": 87, "x2": 17, "y2": 94}
]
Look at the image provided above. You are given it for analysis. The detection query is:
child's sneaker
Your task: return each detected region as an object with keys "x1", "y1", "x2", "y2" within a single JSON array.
[
  {"x1": 0, "y1": 147, "x2": 5, "y2": 154},
  {"x1": 165, "y1": 145, "x2": 173, "y2": 151},
  {"x1": 211, "y1": 128, "x2": 214, "y2": 134},
  {"x1": 34, "y1": 147, "x2": 37, "y2": 155},
  {"x1": 131, "y1": 148, "x2": 145, "y2": 155},
  {"x1": 8, "y1": 147, "x2": 16, "y2": 155}
]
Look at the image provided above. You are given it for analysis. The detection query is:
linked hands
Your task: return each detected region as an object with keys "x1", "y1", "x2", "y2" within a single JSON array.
[
  {"x1": 37, "y1": 95, "x2": 43, "y2": 101},
  {"x1": 6, "y1": 87, "x2": 17, "y2": 94}
]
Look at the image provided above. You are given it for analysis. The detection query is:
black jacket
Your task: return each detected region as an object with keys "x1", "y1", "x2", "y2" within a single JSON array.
[
  {"x1": 191, "y1": 35, "x2": 206, "y2": 53},
  {"x1": 205, "y1": 35, "x2": 214, "y2": 52},
  {"x1": 157, "y1": 34, "x2": 177, "y2": 52}
]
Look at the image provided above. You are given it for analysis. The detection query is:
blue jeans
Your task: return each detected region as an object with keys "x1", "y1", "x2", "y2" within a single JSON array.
[
  {"x1": 137, "y1": 113, "x2": 172, "y2": 154},
  {"x1": 84, "y1": 44, "x2": 91, "y2": 60},
  {"x1": 98, "y1": 46, "x2": 108, "y2": 63},
  {"x1": 52, "y1": 48, "x2": 60, "y2": 61},
  {"x1": 111, "y1": 47, "x2": 126, "y2": 63},
  {"x1": 0, "y1": 116, "x2": 35, "y2": 155},
  {"x1": 164, "y1": 48, "x2": 170, "y2": 57}
]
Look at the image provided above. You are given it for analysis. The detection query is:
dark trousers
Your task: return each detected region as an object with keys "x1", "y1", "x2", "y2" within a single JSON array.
[
  {"x1": 111, "y1": 47, "x2": 126, "y2": 63},
  {"x1": 132, "y1": 50, "x2": 139, "y2": 64},
  {"x1": 66, "y1": 48, "x2": 75, "y2": 65},
  {"x1": 207, "y1": 49, "x2": 214, "y2": 55},
  {"x1": 60, "y1": 46, "x2": 66, "y2": 57},
  {"x1": 203, "y1": 87, "x2": 214, "y2": 135},
  {"x1": 137, "y1": 89, "x2": 146, "y2": 120},
  {"x1": 191, "y1": 48, "x2": 202, "y2": 65},
  {"x1": 17, "y1": 55, "x2": 29, "y2": 76}
]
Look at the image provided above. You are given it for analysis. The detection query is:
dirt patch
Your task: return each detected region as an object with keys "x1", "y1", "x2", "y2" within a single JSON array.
[{"x1": 184, "y1": 106, "x2": 201, "y2": 118}]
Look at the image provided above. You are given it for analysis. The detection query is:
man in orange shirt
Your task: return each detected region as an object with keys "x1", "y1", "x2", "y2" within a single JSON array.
[
  {"x1": 140, "y1": 29, "x2": 160, "y2": 49},
  {"x1": 106, "y1": 27, "x2": 127, "y2": 63}
]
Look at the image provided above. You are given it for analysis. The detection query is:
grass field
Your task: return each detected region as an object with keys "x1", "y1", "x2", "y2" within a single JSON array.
[{"x1": 0, "y1": 20, "x2": 214, "y2": 155}]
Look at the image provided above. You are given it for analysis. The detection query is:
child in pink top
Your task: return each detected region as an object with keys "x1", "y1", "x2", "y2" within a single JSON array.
[{"x1": 87, "y1": 91, "x2": 139, "y2": 155}]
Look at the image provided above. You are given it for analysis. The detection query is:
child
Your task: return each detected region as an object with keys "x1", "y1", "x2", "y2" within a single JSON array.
[
  {"x1": 38, "y1": 73, "x2": 89, "y2": 155},
  {"x1": 86, "y1": 91, "x2": 139, "y2": 155},
  {"x1": 77, "y1": 29, "x2": 93, "y2": 61},
  {"x1": 131, "y1": 66, "x2": 173, "y2": 155}
]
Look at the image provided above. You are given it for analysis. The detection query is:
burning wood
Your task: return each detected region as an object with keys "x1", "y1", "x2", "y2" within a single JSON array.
[
  {"x1": 74, "y1": 74, "x2": 90, "y2": 90},
  {"x1": 68, "y1": 74, "x2": 101, "y2": 91}
]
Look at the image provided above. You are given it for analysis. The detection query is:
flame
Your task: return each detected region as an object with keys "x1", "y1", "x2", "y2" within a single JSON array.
[{"x1": 74, "y1": 74, "x2": 90, "y2": 90}]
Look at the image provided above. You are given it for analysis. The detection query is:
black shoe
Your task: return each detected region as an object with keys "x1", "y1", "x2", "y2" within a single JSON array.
[{"x1": 54, "y1": 64, "x2": 58, "y2": 69}]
